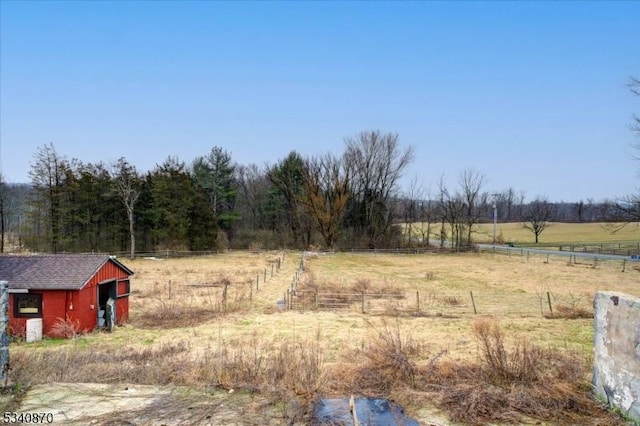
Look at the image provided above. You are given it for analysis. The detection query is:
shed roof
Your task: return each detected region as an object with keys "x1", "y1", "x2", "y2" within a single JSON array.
[{"x1": 0, "y1": 254, "x2": 134, "y2": 290}]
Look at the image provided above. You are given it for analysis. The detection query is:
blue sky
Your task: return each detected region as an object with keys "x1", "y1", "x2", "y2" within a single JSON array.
[{"x1": 1, "y1": 1, "x2": 639, "y2": 202}]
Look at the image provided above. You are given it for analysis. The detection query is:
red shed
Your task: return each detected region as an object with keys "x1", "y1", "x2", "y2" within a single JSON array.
[{"x1": 0, "y1": 254, "x2": 134, "y2": 338}]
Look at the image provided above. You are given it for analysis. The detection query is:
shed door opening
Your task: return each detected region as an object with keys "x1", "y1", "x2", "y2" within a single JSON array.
[{"x1": 98, "y1": 281, "x2": 116, "y2": 330}]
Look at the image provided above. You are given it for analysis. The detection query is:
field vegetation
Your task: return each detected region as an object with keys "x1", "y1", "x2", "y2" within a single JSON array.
[
  {"x1": 7, "y1": 247, "x2": 639, "y2": 425},
  {"x1": 406, "y1": 220, "x2": 640, "y2": 247},
  {"x1": 474, "y1": 222, "x2": 640, "y2": 247}
]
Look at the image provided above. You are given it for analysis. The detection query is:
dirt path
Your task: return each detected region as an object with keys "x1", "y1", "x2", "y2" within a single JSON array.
[{"x1": 14, "y1": 383, "x2": 302, "y2": 425}]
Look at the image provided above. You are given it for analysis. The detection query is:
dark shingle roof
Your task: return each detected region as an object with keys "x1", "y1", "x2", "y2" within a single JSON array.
[{"x1": 0, "y1": 254, "x2": 134, "y2": 290}]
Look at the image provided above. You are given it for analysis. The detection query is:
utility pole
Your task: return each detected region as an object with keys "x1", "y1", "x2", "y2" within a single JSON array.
[{"x1": 492, "y1": 193, "x2": 499, "y2": 246}]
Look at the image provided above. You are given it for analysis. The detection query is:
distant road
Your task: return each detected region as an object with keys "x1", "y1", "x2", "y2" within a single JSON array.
[{"x1": 476, "y1": 244, "x2": 633, "y2": 262}]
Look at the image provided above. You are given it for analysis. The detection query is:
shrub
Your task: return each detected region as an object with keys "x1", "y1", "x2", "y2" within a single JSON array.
[
  {"x1": 426, "y1": 318, "x2": 624, "y2": 425},
  {"x1": 471, "y1": 317, "x2": 541, "y2": 384},
  {"x1": 50, "y1": 317, "x2": 82, "y2": 339},
  {"x1": 331, "y1": 320, "x2": 424, "y2": 395}
]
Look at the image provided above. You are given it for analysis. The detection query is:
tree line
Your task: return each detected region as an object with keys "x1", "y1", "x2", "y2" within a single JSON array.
[
  {"x1": 1, "y1": 128, "x2": 630, "y2": 257},
  {"x1": 1, "y1": 131, "x2": 412, "y2": 255}
]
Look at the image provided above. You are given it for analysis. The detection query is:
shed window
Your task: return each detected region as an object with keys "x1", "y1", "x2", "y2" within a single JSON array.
[
  {"x1": 14, "y1": 294, "x2": 42, "y2": 318},
  {"x1": 117, "y1": 279, "x2": 130, "y2": 297}
]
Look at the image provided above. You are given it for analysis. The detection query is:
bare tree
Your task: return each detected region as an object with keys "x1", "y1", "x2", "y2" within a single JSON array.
[
  {"x1": 437, "y1": 176, "x2": 465, "y2": 250},
  {"x1": 344, "y1": 130, "x2": 414, "y2": 246},
  {"x1": 607, "y1": 195, "x2": 640, "y2": 230},
  {"x1": 235, "y1": 163, "x2": 270, "y2": 230},
  {"x1": 493, "y1": 187, "x2": 522, "y2": 221},
  {"x1": 459, "y1": 169, "x2": 488, "y2": 246},
  {"x1": 301, "y1": 153, "x2": 351, "y2": 249},
  {"x1": 417, "y1": 187, "x2": 437, "y2": 246},
  {"x1": 400, "y1": 175, "x2": 424, "y2": 245},
  {"x1": 610, "y1": 77, "x2": 640, "y2": 227},
  {"x1": 523, "y1": 197, "x2": 554, "y2": 243},
  {"x1": 574, "y1": 200, "x2": 585, "y2": 223},
  {"x1": 630, "y1": 76, "x2": 640, "y2": 137},
  {"x1": 112, "y1": 157, "x2": 140, "y2": 260}
]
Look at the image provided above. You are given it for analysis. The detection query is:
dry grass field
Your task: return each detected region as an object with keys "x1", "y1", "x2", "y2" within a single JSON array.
[
  {"x1": 475, "y1": 222, "x2": 640, "y2": 246},
  {"x1": 408, "y1": 221, "x2": 640, "y2": 247},
  {"x1": 8, "y1": 249, "x2": 640, "y2": 425}
]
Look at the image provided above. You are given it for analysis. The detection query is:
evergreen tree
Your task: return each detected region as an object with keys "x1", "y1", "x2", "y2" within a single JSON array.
[
  {"x1": 28, "y1": 143, "x2": 69, "y2": 252},
  {"x1": 267, "y1": 152, "x2": 313, "y2": 247},
  {"x1": 192, "y1": 147, "x2": 239, "y2": 233}
]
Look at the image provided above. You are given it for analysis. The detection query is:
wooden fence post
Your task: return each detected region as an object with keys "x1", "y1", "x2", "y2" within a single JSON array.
[
  {"x1": 416, "y1": 291, "x2": 420, "y2": 312},
  {"x1": 622, "y1": 259, "x2": 626, "y2": 272},
  {"x1": 271, "y1": 264, "x2": 274, "y2": 277},
  {"x1": 470, "y1": 290, "x2": 477, "y2": 314},
  {"x1": 350, "y1": 395, "x2": 359, "y2": 426},
  {"x1": 361, "y1": 291, "x2": 365, "y2": 313},
  {"x1": 223, "y1": 283, "x2": 228, "y2": 313},
  {"x1": 249, "y1": 282, "x2": 253, "y2": 302},
  {"x1": 315, "y1": 289, "x2": 319, "y2": 309},
  {"x1": 264, "y1": 268, "x2": 267, "y2": 282},
  {"x1": 256, "y1": 275, "x2": 259, "y2": 291},
  {"x1": 547, "y1": 291, "x2": 553, "y2": 314}
]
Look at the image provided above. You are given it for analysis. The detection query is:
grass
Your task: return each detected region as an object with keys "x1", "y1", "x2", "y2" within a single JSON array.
[
  {"x1": 498, "y1": 221, "x2": 639, "y2": 246},
  {"x1": 6, "y1": 248, "x2": 638, "y2": 425},
  {"x1": 407, "y1": 221, "x2": 640, "y2": 247},
  {"x1": 475, "y1": 222, "x2": 640, "y2": 247}
]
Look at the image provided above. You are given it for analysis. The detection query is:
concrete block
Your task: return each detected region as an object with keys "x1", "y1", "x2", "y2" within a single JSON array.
[{"x1": 593, "y1": 291, "x2": 640, "y2": 421}]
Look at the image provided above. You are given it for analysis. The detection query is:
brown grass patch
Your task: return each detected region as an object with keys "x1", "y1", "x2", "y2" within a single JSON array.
[
  {"x1": 131, "y1": 282, "x2": 252, "y2": 329},
  {"x1": 425, "y1": 318, "x2": 621, "y2": 425},
  {"x1": 9, "y1": 341, "x2": 193, "y2": 385},
  {"x1": 440, "y1": 295, "x2": 464, "y2": 306},
  {"x1": 9, "y1": 332, "x2": 324, "y2": 411},
  {"x1": 330, "y1": 320, "x2": 425, "y2": 395},
  {"x1": 545, "y1": 304, "x2": 594, "y2": 319}
]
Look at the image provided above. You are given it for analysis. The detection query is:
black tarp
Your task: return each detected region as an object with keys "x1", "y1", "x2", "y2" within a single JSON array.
[{"x1": 313, "y1": 397, "x2": 420, "y2": 426}]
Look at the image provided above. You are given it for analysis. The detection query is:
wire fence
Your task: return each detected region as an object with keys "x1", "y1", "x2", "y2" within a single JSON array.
[
  {"x1": 115, "y1": 248, "x2": 621, "y2": 318},
  {"x1": 110, "y1": 249, "x2": 266, "y2": 259},
  {"x1": 480, "y1": 245, "x2": 638, "y2": 272},
  {"x1": 557, "y1": 243, "x2": 640, "y2": 257},
  {"x1": 137, "y1": 252, "x2": 287, "y2": 316},
  {"x1": 287, "y1": 288, "x2": 593, "y2": 318}
]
